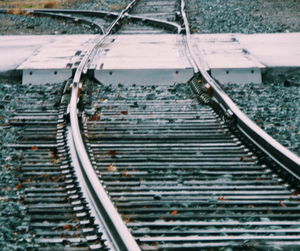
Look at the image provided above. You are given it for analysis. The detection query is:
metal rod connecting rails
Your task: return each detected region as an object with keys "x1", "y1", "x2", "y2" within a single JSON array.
[
  {"x1": 25, "y1": 10, "x2": 106, "y2": 34},
  {"x1": 69, "y1": 1, "x2": 141, "y2": 250},
  {"x1": 180, "y1": 0, "x2": 300, "y2": 177},
  {"x1": 32, "y1": 8, "x2": 182, "y2": 33},
  {"x1": 0, "y1": 8, "x2": 181, "y2": 34}
]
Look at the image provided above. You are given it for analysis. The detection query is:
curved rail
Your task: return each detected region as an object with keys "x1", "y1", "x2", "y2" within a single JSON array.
[
  {"x1": 28, "y1": 10, "x2": 105, "y2": 34},
  {"x1": 69, "y1": 1, "x2": 141, "y2": 250},
  {"x1": 0, "y1": 8, "x2": 181, "y2": 33},
  {"x1": 34, "y1": 8, "x2": 182, "y2": 33},
  {"x1": 180, "y1": 0, "x2": 300, "y2": 178}
]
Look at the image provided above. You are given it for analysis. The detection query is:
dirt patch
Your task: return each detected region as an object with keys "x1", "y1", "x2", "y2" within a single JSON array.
[
  {"x1": 0, "y1": 0, "x2": 132, "y2": 35},
  {"x1": 0, "y1": 13, "x2": 97, "y2": 35},
  {"x1": 0, "y1": 0, "x2": 85, "y2": 9}
]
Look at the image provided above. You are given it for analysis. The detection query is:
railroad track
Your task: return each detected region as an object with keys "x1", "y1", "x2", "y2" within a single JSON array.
[
  {"x1": 116, "y1": 0, "x2": 179, "y2": 34},
  {"x1": 3, "y1": 0, "x2": 300, "y2": 250},
  {"x1": 83, "y1": 82, "x2": 300, "y2": 250},
  {"x1": 0, "y1": 5, "x2": 181, "y2": 34},
  {"x1": 130, "y1": 0, "x2": 179, "y2": 21},
  {"x1": 7, "y1": 83, "x2": 106, "y2": 250}
]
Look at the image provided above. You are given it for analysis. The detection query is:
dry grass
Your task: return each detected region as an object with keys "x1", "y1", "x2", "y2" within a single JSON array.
[
  {"x1": 6, "y1": 8, "x2": 29, "y2": 15},
  {"x1": 43, "y1": 1, "x2": 59, "y2": 8},
  {"x1": 1, "y1": 0, "x2": 55, "y2": 9},
  {"x1": 108, "y1": 4, "x2": 127, "y2": 11},
  {"x1": 0, "y1": 0, "x2": 86, "y2": 10}
]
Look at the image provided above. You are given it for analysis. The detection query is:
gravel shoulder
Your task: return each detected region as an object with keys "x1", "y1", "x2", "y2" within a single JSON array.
[
  {"x1": 62, "y1": 0, "x2": 130, "y2": 10},
  {"x1": 0, "y1": 0, "x2": 131, "y2": 35},
  {"x1": 1, "y1": 0, "x2": 300, "y2": 35},
  {"x1": 0, "y1": 13, "x2": 98, "y2": 35},
  {"x1": 223, "y1": 82, "x2": 300, "y2": 156},
  {"x1": 185, "y1": 0, "x2": 300, "y2": 157},
  {"x1": 0, "y1": 80, "x2": 36, "y2": 250},
  {"x1": 0, "y1": 81, "x2": 66, "y2": 250},
  {"x1": 187, "y1": 0, "x2": 300, "y2": 33}
]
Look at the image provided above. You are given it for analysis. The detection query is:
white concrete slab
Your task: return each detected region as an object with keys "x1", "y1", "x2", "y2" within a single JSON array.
[
  {"x1": 18, "y1": 35, "x2": 96, "y2": 84},
  {"x1": 238, "y1": 33, "x2": 300, "y2": 67},
  {"x1": 192, "y1": 34, "x2": 264, "y2": 84},
  {"x1": 191, "y1": 33, "x2": 300, "y2": 83},
  {"x1": 0, "y1": 35, "x2": 52, "y2": 72},
  {"x1": 0, "y1": 33, "x2": 299, "y2": 85},
  {"x1": 93, "y1": 34, "x2": 194, "y2": 85}
]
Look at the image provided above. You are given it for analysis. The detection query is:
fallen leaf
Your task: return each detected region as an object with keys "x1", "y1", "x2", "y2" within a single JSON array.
[
  {"x1": 50, "y1": 150, "x2": 58, "y2": 158},
  {"x1": 78, "y1": 87, "x2": 83, "y2": 97},
  {"x1": 15, "y1": 184, "x2": 23, "y2": 190},
  {"x1": 108, "y1": 164, "x2": 117, "y2": 172},
  {"x1": 14, "y1": 167, "x2": 21, "y2": 172},
  {"x1": 52, "y1": 158, "x2": 61, "y2": 164},
  {"x1": 99, "y1": 98, "x2": 106, "y2": 102},
  {"x1": 204, "y1": 83, "x2": 213, "y2": 96},
  {"x1": 89, "y1": 113, "x2": 101, "y2": 121},
  {"x1": 4, "y1": 186, "x2": 11, "y2": 192},
  {"x1": 120, "y1": 111, "x2": 128, "y2": 115},
  {"x1": 0, "y1": 197, "x2": 9, "y2": 202},
  {"x1": 218, "y1": 197, "x2": 226, "y2": 201},
  {"x1": 31, "y1": 146, "x2": 38, "y2": 151},
  {"x1": 170, "y1": 210, "x2": 179, "y2": 215},
  {"x1": 122, "y1": 172, "x2": 131, "y2": 177},
  {"x1": 72, "y1": 232, "x2": 80, "y2": 237},
  {"x1": 57, "y1": 122, "x2": 66, "y2": 129},
  {"x1": 50, "y1": 175, "x2": 63, "y2": 182},
  {"x1": 2, "y1": 164, "x2": 9, "y2": 169},
  {"x1": 108, "y1": 150, "x2": 117, "y2": 156},
  {"x1": 292, "y1": 189, "x2": 300, "y2": 196},
  {"x1": 124, "y1": 217, "x2": 131, "y2": 223},
  {"x1": 6, "y1": 8, "x2": 28, "y2": 16},
  {"x1": 279, "y1": 201, "x2": 287, "y2": 208},
  {"x1": 63, "y1": 224, "x2": 73, "y2": 230}
]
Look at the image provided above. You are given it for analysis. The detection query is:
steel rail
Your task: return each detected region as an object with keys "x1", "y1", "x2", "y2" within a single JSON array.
[
  {"x1": 27, "y1": 10, "x2": 105, "y2": 34},
  {"x1": 180, "y1": 0, "x2": 300, "y2": 178},
  {"x1": 34, "y1": 8, "x2": 182, "y2": 33},
  {"x1": 0, "y1": 8, "x2": 181, "y2": 33},
  {"x1": 68, "y1": 1, "x2": 141, "y2": 250}
]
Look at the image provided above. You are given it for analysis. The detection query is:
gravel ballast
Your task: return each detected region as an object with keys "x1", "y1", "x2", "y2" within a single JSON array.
[
  {"x1": 0, "y1": 14, "x2": 98, "y2": 35},
  {"x1": 64, "y1": 0, "x2": 131, "y2": 10},
  {"x1": 0, "y1": 0, "x2": 299, "y2": 249},
  {"x1": 187, "y1": 0, "x2": 300, "y2": 33},
  {"x1": 223, "y1": 82, "x2": 300, "y2": 156},
  {"x1": 0, "y1": 80, "x2": 35, "y2": 250},
  {"x1": 0, "y1": 0, "x2": 132, "y2": 35},
  {"x1": 1, "y1": 0, "x2": 300, "y2": 34},
  {"x1": 185, "y1": 0, "x2": 300, "y2": 157},
  {"x1": 0, "y1": 80, "x2": 63, "y2": 250}
]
